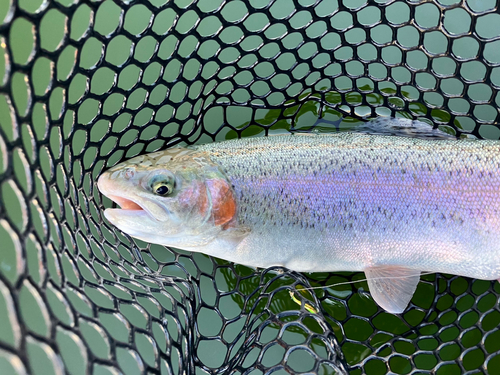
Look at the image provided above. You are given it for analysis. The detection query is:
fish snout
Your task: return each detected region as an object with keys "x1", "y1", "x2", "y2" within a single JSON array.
[
  {"x1": 97, "y1": 170, "x2": 172, "y2": 222},
  {"x1": 97, "y1": 172, "x2": 113, "y2": 196}
]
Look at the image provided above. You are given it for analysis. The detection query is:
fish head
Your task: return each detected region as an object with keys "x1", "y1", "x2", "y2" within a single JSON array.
[{"x1": 97, "y1": 148, "x2": 236, "y2": 248}]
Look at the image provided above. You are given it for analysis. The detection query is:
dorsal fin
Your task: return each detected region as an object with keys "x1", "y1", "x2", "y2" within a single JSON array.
[
  {"x1": 356, "y1": 117, "x2": 457, "y2": 140},
  {"x1": 273, "y1": 117, "x2": 459, "y2": 140}
]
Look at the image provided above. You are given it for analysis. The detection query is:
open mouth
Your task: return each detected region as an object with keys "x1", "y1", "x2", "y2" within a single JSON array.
[
  {"x1": 97, "y1": 173, "x2": 170, "y2": 222},
  {"x1": 107, "y1": 195, "x2": 144, "y2": 211}
]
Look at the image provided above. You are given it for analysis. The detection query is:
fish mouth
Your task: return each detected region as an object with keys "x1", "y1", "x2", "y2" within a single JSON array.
[
  {"x1": 97, "y1": 173, "x2": 171, "y2": 222},
  {"x1": 107, "y1": 195, "x2": 144, "y2": 211},
  {"x1": 103, "y1": 195, "x2": 171, "y2": 223},
  {"x1": 102, "y1": 194, "x2": 152, "y2": 225},
  {"x1": 97, "y1": 173, "x2": 145, "y2": 213}
]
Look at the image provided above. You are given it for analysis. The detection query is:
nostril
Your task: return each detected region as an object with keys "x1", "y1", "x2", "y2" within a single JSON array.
[{"x1": 124, "y1": 168, "x2": 135, "y2": 180}]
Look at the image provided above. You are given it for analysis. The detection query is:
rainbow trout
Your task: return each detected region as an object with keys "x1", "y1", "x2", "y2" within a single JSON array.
[{"x1": 97, "y1": 119, "x2": 500, "y2": 313}]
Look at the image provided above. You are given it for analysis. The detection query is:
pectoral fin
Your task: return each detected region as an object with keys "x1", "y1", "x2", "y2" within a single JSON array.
[{"x1": 365, "y1": 266, "x2": 420, "y2": 314}]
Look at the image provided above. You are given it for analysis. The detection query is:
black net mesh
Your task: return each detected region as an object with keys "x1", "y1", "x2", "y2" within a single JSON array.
[{"x1": 1, "y1": 0, "x2": 500, "y2": 374}]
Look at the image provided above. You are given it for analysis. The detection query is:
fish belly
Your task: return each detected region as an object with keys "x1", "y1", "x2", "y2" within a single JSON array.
[
  {"x1": 230, "y1": 222, "x2": 500, "y2": 279},
  {"x1": 199, "y1": 133, "x2": 500, "y2": 279}
]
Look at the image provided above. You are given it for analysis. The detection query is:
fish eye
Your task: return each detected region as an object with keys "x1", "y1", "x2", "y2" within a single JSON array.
[{"x1": 151, "y1": 178, "x2": 175, "y2": 196}]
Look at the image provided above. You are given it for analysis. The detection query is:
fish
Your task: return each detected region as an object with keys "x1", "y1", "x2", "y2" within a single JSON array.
[{"x1": 97, "y1": 118, "x2": 500, "y2": 313}]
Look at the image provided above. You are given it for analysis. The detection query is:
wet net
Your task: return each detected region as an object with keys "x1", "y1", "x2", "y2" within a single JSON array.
[{"x1": 1, "y1": 0, "x2": 500, "y2": 374}]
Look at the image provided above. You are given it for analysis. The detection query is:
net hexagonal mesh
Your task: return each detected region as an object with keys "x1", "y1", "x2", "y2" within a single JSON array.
[{"x1": 1, "y1": 0, "x2": 500, "y2": 374}]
